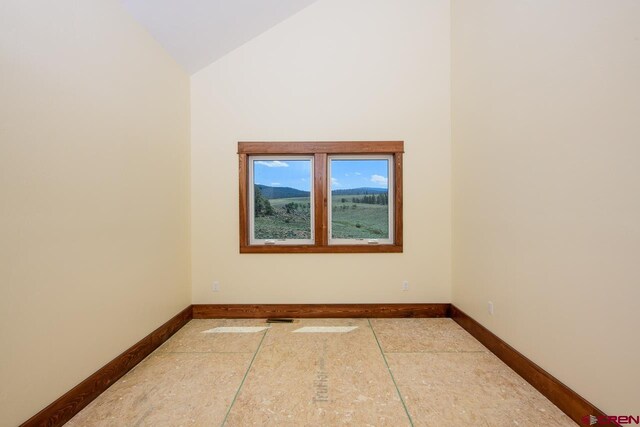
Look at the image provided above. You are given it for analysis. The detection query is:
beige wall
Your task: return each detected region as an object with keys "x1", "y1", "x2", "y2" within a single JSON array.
[
  {"x1": 0, "y1": 1, "x2": 190, "y2": 425},
  {"x1": 452, "y1": 0, "x2": 640, "y2": 415},
  {"x1": 190, "y1": 0, "x2": 451, "y2": 304},
  {"x1": 4, "y1": 0, "x2": 636, "y2": 423}
]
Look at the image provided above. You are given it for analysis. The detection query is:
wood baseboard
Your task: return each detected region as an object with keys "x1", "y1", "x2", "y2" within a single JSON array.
[
  {"x1": 450, "y1": 305, "x2": 610, "y2": 426},
  {"x1": 192, "y1": 303, "x2": 451, "y2": 319},
  {"x1": 20, "y1": 306, "x2": 193, "y2": 427}
]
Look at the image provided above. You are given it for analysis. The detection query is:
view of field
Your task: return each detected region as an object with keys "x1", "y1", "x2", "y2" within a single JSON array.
[
  {"x1": 253, "y1": 185, "x2": 389, "y2": 240},
  {"x1": 252, "y1": 157, "x2": 390, "y2": 241},
  {"x1": 254, "y1": 195, "x2": 312, "y2": 240},
  {"x1": 330, "y1": 195, "x2": 389, "y2": 239}
]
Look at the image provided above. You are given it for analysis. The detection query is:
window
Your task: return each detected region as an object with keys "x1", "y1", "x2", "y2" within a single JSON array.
[
  {"x1": 249, "y1": 156, "x2": 314, "y2": 245},
  {"x1": 238, "y1": 141, "x2": 403, "y2": 253},
  {"x1": 328, "y1": 156, "x2": 393, "y2": 245}
]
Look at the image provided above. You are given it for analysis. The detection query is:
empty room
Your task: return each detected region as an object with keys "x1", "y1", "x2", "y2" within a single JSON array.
[{"x1": 1, "y1": 0, "x2": 638, "y2": 426}]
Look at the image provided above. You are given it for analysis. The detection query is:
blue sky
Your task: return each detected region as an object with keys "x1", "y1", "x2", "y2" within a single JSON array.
[
  {"x1": 253, "y1": 160, "x2": 311, "y2": 191},
  {"x1": 330, "y1": 159, "x2": 388, "y2": 190},
  {"x1": 253, "y1": 159, "x2": 389, "y2": 191}
]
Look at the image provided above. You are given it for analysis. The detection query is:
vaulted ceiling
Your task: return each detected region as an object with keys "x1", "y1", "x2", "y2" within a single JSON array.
[{"x1": 120, "y1": 0, "x2": 319, "y2": 74}]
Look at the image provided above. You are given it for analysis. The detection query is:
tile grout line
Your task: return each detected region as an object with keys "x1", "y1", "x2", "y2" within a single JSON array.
[
  {"x1": 220, "y1": 328, "x2": 269, "y2": 427},
  {"x1": 367, "y1": 319, "x2": 414, "y2": 427}
]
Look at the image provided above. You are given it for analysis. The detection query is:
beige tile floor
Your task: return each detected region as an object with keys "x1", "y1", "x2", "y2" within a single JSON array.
[{"x1": 67, "y1": 318, "x2": 576, "y2": 426}]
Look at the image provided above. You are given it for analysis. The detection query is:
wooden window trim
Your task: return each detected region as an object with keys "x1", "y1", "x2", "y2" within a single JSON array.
[{"x1": 238, "y1": 141, "x2": 404, "y2": 254}]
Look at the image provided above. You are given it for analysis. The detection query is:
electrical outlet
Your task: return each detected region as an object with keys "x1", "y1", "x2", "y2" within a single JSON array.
[
  {"x1": 213, "y1": 281, "x2": 220, "y2": 292},
  {"x1": 402, "y1": 281, "x2": 409, "y2": 291},
  {"x1": 488, "y1": 301, "x2": 494, "y2": 315}
]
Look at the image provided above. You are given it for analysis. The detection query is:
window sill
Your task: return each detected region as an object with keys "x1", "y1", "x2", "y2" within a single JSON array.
[{"x1": 239, "y1": 244, "x2": 403, "y2": 254}]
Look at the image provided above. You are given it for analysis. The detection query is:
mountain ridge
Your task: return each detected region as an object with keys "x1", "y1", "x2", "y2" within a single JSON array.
[{"x1": 256, "y1": 184, "x2": 388, "y2": 199}]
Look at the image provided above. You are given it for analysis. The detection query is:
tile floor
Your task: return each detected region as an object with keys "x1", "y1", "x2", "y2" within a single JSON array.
[{"x1": 67, "y1": 318, "x2": 576, "y2": 426}]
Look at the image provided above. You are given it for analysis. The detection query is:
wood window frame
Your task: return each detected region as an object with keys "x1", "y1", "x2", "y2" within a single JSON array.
[{"x1": 238, "y1": 141, "x2": 404, "y2": 253}]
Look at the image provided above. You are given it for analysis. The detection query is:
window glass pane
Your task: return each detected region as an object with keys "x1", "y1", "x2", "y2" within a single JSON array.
[
  {"x1": 330, "y1": 159, "x2": 390, "y2": 240},
  {"x1": 252, "y1": 159, "x2": 312, "y2": 240}
]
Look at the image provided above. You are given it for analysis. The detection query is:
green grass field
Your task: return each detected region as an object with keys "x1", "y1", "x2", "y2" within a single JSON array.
[
  {"x1": 330, "y1": 196, "x2": 389, "y2": 239},
  {"x1": 254, "y1": 194, "x2": 388, "y2": 240},
  {"x1": 254, "y1": 197, "x2": 312, "y2": 239}
]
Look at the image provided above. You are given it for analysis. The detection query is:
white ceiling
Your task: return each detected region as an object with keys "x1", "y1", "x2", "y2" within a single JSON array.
[{"x1": 120, "y1": 0, "x2": 319, "y2": 74}]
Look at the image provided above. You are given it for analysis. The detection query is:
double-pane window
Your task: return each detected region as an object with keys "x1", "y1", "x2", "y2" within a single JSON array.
[{"x1": 239, "y1": 141, "x2": 403, "y2": 254}]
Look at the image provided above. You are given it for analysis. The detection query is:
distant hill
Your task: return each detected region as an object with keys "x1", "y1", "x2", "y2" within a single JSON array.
[
  {"x1": 255, "y1": 185, "x2": 387, "y2": 199},
  {"x1": 256, "y1": 184, "x2": 309, "y2": 199},
  {"x1": 332, "y1": 187, "x2": 388, "y2": 196}
]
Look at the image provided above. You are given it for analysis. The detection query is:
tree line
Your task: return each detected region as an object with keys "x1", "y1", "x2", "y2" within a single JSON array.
[{"x1": 348, "y1": 193, "x2": 388, "y2": 205}]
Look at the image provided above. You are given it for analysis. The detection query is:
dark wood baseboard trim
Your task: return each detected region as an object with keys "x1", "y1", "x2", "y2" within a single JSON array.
[
  {"x1": 21, "y1": 306, "x2": 193, "y2": 427},
  {"x1": 450, "y1": 305, "x2": 610, "y2": 426},
  {"x1": 193, "y1": 303, "x2": 450, "y2": 319}
]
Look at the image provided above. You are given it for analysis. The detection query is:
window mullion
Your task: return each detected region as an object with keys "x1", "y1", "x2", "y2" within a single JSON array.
[{"x1": 314, "y1": 153, "x2": 327, "y2": 246}]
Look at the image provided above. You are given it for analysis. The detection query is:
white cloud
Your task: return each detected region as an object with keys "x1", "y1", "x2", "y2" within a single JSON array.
[
  {"x1": 255, "y1": 160, "x2": 289, "y2": 168},
  {"x1": 370, "y1": 175, "x2": 388, "y2": 186},
  {"x1": 331, "y1": 177, "x2": 341, "y2": 187},
  {"x1": 270, "y1": 182, "x2": 282, "y2": 186},
  {"x1": 354, "y1": 172, "x2": 362, "y2": 176}
]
